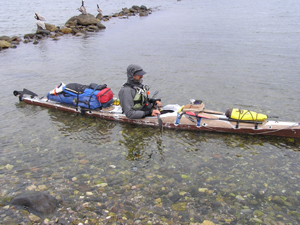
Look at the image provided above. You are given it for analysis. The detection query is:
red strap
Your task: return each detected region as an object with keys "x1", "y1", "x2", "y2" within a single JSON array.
[
  {"x1": 54, "y1": 86, "x2": 58, "y2": 96},
  {"x1": 186, "y1": 111, "x2": 210, "y2": 119}
]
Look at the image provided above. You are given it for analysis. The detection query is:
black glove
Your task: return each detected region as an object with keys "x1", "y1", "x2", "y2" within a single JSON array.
[{"x1": 149, "y1": 98, "x2": 161, "y2": 104}]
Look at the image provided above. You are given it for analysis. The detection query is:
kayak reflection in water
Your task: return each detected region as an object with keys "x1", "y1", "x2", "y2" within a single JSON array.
[
  {"x1": 119, "y1": 125, "x2": 164, "y2": 162},
  {"x1": 118, "y1": 64, "x2": 161, "y2": 119}
]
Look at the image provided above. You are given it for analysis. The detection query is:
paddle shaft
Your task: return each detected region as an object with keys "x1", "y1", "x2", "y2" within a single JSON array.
[{"x1": 156, "y1": 105, "x2": 163, "y2": 133}]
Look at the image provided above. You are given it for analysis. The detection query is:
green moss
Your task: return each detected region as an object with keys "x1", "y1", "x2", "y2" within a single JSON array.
[
  {"x1": 171, "y1": 202, "x2": 187, "y2": 211},
  {"x1": 253, "y1": 210, "x2": 264, "y2": 218}
]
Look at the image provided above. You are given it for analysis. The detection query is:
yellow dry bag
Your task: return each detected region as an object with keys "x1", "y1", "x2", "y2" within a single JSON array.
[{"x1": 225, "y1": 108, "x2": 268, "y2": 122}]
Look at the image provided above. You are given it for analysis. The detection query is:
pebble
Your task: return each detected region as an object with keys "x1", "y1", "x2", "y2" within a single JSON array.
[
  {"x1": 240, "y1": 209, "x2": 252, "y2": 214},
  {"x1": 236, "y1": 195, "x2": 245, "y2": 201},
  {"x1": 29, "y1": 213, "x2": 41, "y2": 222}
]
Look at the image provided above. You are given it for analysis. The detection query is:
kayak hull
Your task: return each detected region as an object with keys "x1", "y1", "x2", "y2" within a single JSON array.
[{"x1": 19, "y1": 96, "x2": 300, "y2": 139}]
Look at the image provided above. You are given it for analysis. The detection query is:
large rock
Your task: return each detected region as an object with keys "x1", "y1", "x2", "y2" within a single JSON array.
[
  {"x1": 77, "y1": 13, "x2": 99, "y2": 25},
  {"x1": 60, "y1": 27, "x2": 72, "y2": 34},
  {"x1": 65, "y1": 16, "x2": 77, "y2": 26},
  {"x1": 66, "y1": 13, "x2": 99, "y2": 26},
  {"x1": 24, "y1": 33, "x2": 35, "y2": 39},
  {"x1": 45, "y1": 23, "x2": 58, "y2": 32},
  {"x1": 139, "y1": 11, "x2": 149, "y2": 17},
  {"x1": 11, "y1": 192, "x2": 59, "y2": 215},
  {"x1": 0, "y1": 36, "x2": 10, "y2": 41},
  {"x1": 0, "y1": 40, "x2": 11, "y2": 48},
  {"x1": 10, "y1": 36, "x2": 22, "y2": 42},
  {"x1": 36, "y1": 29, "x2": 51, "y2": 35},
  {"x1": 96, "y1": 22, "x2": 106, "y2": 29},
  {"x1": 140, "y1": 5, "x2": 148, "y2": 11}
]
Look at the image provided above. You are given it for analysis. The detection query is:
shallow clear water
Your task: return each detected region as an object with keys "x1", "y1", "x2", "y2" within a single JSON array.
[{"x1": 1, "y1": 0, "x2": 300, "y2": 224}]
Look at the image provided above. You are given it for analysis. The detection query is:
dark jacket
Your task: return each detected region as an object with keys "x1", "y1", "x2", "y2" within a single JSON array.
[{"x1": 118, "y1": 64, "x2": 152, "y2": 119}]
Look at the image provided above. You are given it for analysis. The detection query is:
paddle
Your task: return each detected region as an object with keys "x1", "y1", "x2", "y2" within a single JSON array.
[
  {"x1": 151, "y1": 90, "x2": 158, "y2": 99},
  {"x1": 156, "y1": 105, "x2": 163, "y2": 133},
  {"x1": 150, "y1": 90, "x2": 162, "y2": 133}
]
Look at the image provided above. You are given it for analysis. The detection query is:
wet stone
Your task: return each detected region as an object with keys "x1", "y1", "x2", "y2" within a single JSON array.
[
  {"x1": 169, "y1": 192, "x2": 182, "y2": 203},
  {"x1": 29, "y1": 213, "x2": 41, "y2": 222},
  {"x1": 0, "y1": 35, "x2": 10, "y2": 41},
  {"x1": 111, "y1": 206, "x2": 119, "y2": 213},
  {"x1": 115, "y1": 188, "x2": 126, "y2": 195},
  {"x1": 76, "y1": 184, "x2": 91, "y2": 192},
  {"x1": 36, "y1": 29, "x2": 50, "y2": 35},
  {"x1": 0, "y1": 40, "x2": 11, "y2": 48},
  {"x1": 240, "y1": 208, "x2": 252, "y2": 214},
  {"x1": 10, "y1": 41, "x2": 19, "y2": 45},
  {"x1": 11, "y1": 192, "x2": 59, "y2": 215},
  {"x1": 210, "y1": 201, "x2": 222, "y2": 209},
  {"x1": 122, "y1": 210, "x2": 135, "y2": 219},
  {"x1": 171, "y1": 202, "x2": 187, "y2": 211}
]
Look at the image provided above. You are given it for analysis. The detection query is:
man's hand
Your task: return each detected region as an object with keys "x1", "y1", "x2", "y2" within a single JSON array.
[
  {"x1": 151, "y1": 109, "x2": 161, "y2": 116},
  {"x1": 155, "y1": 100, "x2": 161, "y2": 108}
]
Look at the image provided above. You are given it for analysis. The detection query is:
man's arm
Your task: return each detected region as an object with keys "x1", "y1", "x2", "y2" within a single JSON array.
[{"x1": 118, "y1": 87, "x2": 151, "y2": 119}]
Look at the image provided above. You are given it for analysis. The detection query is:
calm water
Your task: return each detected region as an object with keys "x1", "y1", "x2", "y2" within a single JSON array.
[{"x1": 1, "y1": 0, "x2": 300, "y2": 224}]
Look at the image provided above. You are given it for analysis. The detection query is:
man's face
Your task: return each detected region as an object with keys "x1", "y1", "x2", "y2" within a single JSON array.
[{"x1": 133, "y1": 74, "x2": 143, "y2": 83}]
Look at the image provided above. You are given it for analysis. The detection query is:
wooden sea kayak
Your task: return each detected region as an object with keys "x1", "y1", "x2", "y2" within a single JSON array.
[{"x1": 13, "y1": 89, "x2": 300, "y2": 139}]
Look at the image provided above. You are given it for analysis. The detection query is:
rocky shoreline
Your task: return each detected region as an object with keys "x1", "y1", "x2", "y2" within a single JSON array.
[{"x1": 0, "y1": 5, "x2": 151, "y2": 51}]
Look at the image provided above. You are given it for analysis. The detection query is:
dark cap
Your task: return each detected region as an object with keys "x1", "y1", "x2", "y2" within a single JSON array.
[
  {"x1": 127, "y1": 64, "x2": 147, "y2": 76},
  {"x1": 134, "y1": 69, "x2": 146, "y2": 76}
]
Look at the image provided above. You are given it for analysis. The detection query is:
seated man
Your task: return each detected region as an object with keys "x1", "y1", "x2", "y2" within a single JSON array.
[{"x1": 118, "y1": 64, "x2": 161, "y2": 119}]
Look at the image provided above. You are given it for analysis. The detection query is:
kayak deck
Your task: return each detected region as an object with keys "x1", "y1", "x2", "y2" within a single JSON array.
[{"x1": 19, "y1": 96, "x2": 300, "y2": 139}]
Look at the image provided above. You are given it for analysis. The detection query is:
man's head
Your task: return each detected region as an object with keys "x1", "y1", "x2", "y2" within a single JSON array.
[{"x1": 127, "y1": 64, "x2": 146, "y2": 84}]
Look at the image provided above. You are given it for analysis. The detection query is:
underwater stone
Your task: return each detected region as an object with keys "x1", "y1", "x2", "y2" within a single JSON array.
[
  {"x1": 252, "y1": 218, "x2": 263, "y2": 224},
  {"x1": 11, "y1": 192, "x2": 59, "y2": 215},
  {"x1": 171, "y1": 202, "x2": 187, "y2": 211}
]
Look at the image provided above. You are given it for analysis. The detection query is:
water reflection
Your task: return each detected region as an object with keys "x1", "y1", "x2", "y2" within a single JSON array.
[
  {"x1": 117, "y1": 124, "x2": 164, "y2": 164},
  {"x1": 171, "y1": 128, "x2": 300, "y2": 154},
  {"x1": 46, "y1": 109, "x2": 116, "y2": 144}
]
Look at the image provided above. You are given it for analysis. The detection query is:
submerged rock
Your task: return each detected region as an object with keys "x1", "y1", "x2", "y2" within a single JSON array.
[
  {"x1": 202, "y1": 221, "x2": 215, "y2": 225},
  {"x1": 171, "y1": 202, "x2": 187, "y2": 211},
  {"x1": 29, "y1": 213, "x2": 41, "y2": 222},
  {"x1": 11, "y1": 192, "x2": 59, "y2": 215}
]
